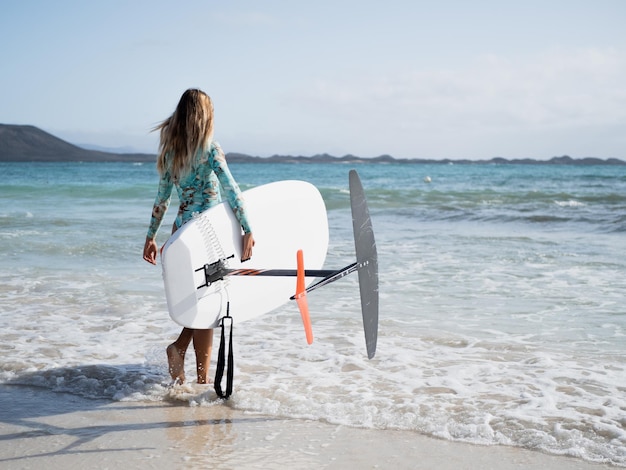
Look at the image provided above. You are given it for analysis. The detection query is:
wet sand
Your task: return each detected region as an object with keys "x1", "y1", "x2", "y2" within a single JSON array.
[{"x1": 0, "y1": 384, "x2": 615, "y2": 469}]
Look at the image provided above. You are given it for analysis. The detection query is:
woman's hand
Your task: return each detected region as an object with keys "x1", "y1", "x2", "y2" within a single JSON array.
[
  {"x1": 143, "y1": 238, "x2": 158, "y2": 265},
  {"x1": 241, "y1": 232, "x2": 255, "y2": 262}
]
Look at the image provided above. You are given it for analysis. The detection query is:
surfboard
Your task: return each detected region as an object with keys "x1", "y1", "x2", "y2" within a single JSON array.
[{"x1": 160, "y1": 180, "x2": 329, "y2": 329}]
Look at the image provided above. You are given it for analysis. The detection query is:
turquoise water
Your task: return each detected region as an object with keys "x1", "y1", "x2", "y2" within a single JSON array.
[{"x1": 1, "y1": 161, "x2": 625, "y2": 466}]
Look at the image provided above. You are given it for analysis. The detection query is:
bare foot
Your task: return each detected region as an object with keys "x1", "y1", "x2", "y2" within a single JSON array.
[{"x1": 166, "y1": 343, "x2": 186, "y2": 383}]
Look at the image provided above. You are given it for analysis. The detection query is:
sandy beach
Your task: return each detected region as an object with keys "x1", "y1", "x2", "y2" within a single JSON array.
[{"x1": 0, "y1": 384, "x2": 615, "y2": 470}]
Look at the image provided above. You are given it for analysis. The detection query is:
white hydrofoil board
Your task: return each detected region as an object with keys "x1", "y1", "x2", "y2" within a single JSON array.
[{"x1": 161, "y1": 180, "x2": 329, "y2": 329}]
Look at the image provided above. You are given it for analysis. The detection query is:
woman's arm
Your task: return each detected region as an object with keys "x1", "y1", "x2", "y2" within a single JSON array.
[
  {"x1": 209, "y1": 143, "x2": 252, "y2": 234},
  {"x1": 143, "y1": 170, "x2": 174, "y2": 264},
  {"x1": 146, "y1": 171, "x2": 174, "y2": 240},
  {"x1": 209, "y1": 143, "x2": 255, "y2": 260}
]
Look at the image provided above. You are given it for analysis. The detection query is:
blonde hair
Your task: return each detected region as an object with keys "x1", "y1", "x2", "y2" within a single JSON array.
[{"x1": 154, "y1": 89, "x2": 214, "y2": 180}]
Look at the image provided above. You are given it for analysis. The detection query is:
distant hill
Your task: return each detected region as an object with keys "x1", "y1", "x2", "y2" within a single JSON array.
[
  {"x1": 226, "y1": 153, "x2": 626, "y2": 165},
  {"x1": 0, "y1": 124, "x2": 155, "y2": 162},
  {"x1": 1, "y1": 124, "x2": 624, "y2": 165}
]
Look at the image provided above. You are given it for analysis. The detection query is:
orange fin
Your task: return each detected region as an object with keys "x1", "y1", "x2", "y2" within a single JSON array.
[{"x1": 295, "y1": 249, "x2": 313, "y2": 344}]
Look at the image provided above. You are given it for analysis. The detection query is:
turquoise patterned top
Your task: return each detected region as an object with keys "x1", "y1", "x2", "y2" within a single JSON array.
[{"x1": 146, "y1": 141, "x2": 251, "y2": 239}]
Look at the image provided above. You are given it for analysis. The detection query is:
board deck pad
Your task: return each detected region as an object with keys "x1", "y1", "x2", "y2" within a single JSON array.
[{"x1": 349, "y1": 170, "x2": 379, "y2": 359}]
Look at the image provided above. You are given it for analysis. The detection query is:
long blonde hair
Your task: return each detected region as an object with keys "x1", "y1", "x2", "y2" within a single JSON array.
[{"x1": 154, "y1": 89, "x2": 214, "y2": 180}]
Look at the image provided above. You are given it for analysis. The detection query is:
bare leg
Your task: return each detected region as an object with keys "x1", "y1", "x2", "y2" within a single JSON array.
[
  {"x1": 192, "y1": 329, "x2": 214, "y2": 384},
  {"x1": 167, "y1": 328, "x2": 193, "y2": 383},
  {"x1": 165, "y1": 224, "x2": 193, "y2": 384}
]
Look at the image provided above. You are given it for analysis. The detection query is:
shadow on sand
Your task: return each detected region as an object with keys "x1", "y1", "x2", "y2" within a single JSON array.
[{"x1": 0, "y1": 365, "x2": 276, "y2": 464}]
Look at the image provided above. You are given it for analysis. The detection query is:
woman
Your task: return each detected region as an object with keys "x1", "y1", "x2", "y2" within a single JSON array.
[{"x1": 143, "y1": 89, "x2": 255, "y2": 384}]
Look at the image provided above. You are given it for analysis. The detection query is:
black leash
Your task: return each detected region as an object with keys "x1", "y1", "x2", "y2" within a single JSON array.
[{"x1": 214, "y1": 303, "x2": 234, "y2": 399}]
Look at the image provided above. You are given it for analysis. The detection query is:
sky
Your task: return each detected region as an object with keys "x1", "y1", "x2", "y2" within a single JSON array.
[{"x1": 1, "y1": 0, "x2": 625, "y2": 159}]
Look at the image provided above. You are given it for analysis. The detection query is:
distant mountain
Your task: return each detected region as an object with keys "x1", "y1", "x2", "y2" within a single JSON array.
[
  {"x1": 1, "y1": 124, "x2": 624, "y2": 165},
  {"x1": 0, "y1": 124, "x2": 155, "y2": 162},
  {"x1": 226, "y1": 152, "x2": 626, "y2": 165},
  {"x1": 77, "y1": 143, "x2": 145, "y2": 154}
]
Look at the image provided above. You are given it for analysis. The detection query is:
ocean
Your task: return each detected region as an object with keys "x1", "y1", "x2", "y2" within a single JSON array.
[{"x1": 1, "y1": 160, "x2": 625, "y2": 466}]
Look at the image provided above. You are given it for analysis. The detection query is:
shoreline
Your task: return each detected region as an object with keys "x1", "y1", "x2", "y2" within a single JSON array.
[{"x1": 0, "y1": 384, "x2": 616, "y2": 469}]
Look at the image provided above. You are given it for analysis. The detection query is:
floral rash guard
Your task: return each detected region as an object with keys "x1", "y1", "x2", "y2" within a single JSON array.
[{"x1": 146, "y1": 141, "x2": 251, "y2": 240}]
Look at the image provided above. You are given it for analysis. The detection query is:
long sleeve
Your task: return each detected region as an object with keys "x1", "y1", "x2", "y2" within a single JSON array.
[
  {"x1": 146, "y1": 170, "x2": 174, "y2": 240},
  {"x1": 208, "y1": 143, "x2": 252, "y2": 234}
]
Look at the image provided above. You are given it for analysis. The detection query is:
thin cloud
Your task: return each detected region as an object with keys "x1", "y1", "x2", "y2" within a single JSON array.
[{"x1": 282, "y1": 47, "x2": 626, "y2": 157}]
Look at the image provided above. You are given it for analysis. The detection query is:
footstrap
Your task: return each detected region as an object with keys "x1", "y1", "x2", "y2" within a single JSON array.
[{"x1": 214, "y1": 304, "x2": 234, "y2": 399}]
